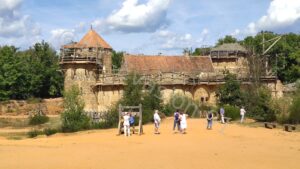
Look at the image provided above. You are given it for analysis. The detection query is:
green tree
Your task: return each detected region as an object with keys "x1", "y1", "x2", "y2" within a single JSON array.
[
  {"x1": 0, "y1": 42, "x2": 63, "y2": 100},
  {"x1": 121, "y1": 72, "x2": 143, "y2": 106},
  {"x1": 61, "y1": 85, "x2": 90, "y2": 132},
  {"x1": 112, "y1": 50, "x2": 124, "y2": 72},
  {"x1": 0, "y1": 46, "x2": 22, "y2": 100},
  {"x1": 216, "y1": 73, "x2": 243, "y2": 106},
  {"x1": 217, "y1": 35, "x2": 237, "y2": 46},
  {"x1": 143, "y1": 82, "x2": 162, "y2": 110},
  {"x1": 289, "y1": 82, "x2": 300, "y2": 123},
  {"x1": 243, "y1": 86, "x2": 275, "y2": 122},
  {"x1": 24, "y1": 42, "x2": 63, "y2": 98},
  {"x1": 241, "y1": 32, "x2": 300, "y2": 83}
]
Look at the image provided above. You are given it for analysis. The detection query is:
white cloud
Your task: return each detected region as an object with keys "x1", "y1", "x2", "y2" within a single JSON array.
[
  {"x1": 0, "y1": 0, "x2": 40, "y2": 38},
  {"x1": 245, "y1": 0, "x2": 300, "y2": 34},
  {"x1": 49, "y1": 29, "x2": 76, "y2": 49},
  {"x1": 92, "y1": 0, "x2": 172, "y2": 33},
  {"x1": 155, "y1": 28, "x2": 209, "y2": 50}
]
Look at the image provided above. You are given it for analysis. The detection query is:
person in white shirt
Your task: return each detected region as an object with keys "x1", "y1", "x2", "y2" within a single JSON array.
[
  {"x1": 123, "y1": 112, "x2": 130, "y2": 137},
  {"x1": 179, "y1": 111, "x2": 188, "y2": 134},
  {"x1": 153, "y1": 110, "x2": 161, "y2": 134},
  {"x1": 240, "y1": 107, "x2": 246, "y2": 123}
]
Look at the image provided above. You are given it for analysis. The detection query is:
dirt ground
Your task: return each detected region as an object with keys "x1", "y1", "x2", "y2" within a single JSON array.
[{"x1": 0, "y1": 118, "x2": 299, "y2": 169}]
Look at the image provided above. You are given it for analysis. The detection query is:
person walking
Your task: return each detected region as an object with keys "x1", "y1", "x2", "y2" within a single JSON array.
[
  {"x1": 240, "y1": 106, "x2": 246, "y2": 123},
  {"x1": 173, "y1": 110, "x2": 180, "y2": 132},
  {"x1": 207, "y1": 111, "x2": 213, "y2": 130},
  {"x1": 123, "y1": 112, "x2": 130, "y2": 137},
  {"x1": 179, "y1": 111, "x2": 188, "y2": 134},
  {"x1": 154, "y1": 110, "x2": 161, "y2": 134},
  {"x1": 220, "y1": 107, "x2": 225, "y2": 124},
  {"x1": 129, "y1": 113, "x2": 135, "y2": 134}
]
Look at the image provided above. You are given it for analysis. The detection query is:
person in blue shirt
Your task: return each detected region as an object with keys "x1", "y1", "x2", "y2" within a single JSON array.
[
  {"x1": 173, "y1": 110, "x2": 180, "y2": 132},
  {"x1": 129, "y1": 113, "x2": 135, "y2": 134},
  {"x1": 207, "y1": 111, "x2": 214, "y2": 130}
]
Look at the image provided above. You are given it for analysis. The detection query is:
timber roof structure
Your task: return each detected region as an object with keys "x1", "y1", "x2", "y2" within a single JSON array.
[
  {"x1": 121, "y1": 55, "x2": 214, "y2": 74},
  {"x1": 63, "y1": 29, "x2": 112, "y2": 49},
  {"x1": 211, "y1": 43, "x2": 248, "y2": 53}
]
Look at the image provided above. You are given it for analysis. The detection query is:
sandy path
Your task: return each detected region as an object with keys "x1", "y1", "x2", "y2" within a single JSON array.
[{"x1": 0, "y1": 118, "x2": 299, "y2": 169}]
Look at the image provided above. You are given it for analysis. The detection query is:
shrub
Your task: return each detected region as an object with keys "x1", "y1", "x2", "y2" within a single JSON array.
[
  {"x1": 61, "y1": 85, "x2": 90, "y2": 132},
  {"x1": 29, "y1": 113, "x2": 49, "y2": 125},
  {"x1": 223, "y1": 105, "x2": 240, "y2": 120},
  {"x1": 27, "y1": 129, "x2": 42, "y2": 138},
  {"x1": 142, "y1": 108, "x2": 154, "y2": 124},
  {"x1": 270, "y1": 97, "x2": 292, "y2": 124},
  {"x1": 216, "y1": 73, "x2": 243, "y2": 106},
  {"x1": 289, "y1": 89, "x2": 300, "y2": 124},
  {"x1": 43, "y1": 128, "x2": 58, "y2": 136},
  {"x1": 165, "y1": 94, "x2": 200, "y2": 118},
  {"x1": 92, "y1": 108, "x2": 119, "y2": 129},
  {"x1": 161, "y1": 103, "x2": 175, "y2": 117},
  {"x1": 243, "y1": 86, "x2": 276, "y2": 122}
]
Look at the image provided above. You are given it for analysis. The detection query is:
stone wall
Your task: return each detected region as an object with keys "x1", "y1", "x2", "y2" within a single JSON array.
[
  {"x1": 63, "y1": 63, "x2": 98, "y2": 112},
  {"x1": 0, "y1": 98, "x2": 63, "y2": 116},
  {"x1": 102, "y1": 49, "x2": 112, "y2": 74}
]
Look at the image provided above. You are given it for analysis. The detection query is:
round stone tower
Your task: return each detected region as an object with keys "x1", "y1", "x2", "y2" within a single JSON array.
[{"x1": 60, "y1": 28, "x2": 112, "y2": 112}]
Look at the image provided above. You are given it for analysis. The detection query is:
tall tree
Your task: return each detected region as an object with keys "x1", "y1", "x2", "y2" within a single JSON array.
[
  {"x1": 112, "y1": 50, "x2": 124, "y2": 72},
  {"x1": 217, "y1": 35, "x2": 238, "y2": 46}
]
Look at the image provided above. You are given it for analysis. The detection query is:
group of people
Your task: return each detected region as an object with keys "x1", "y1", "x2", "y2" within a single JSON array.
[
  {"x1": 172, "y1": 110, "x2": 188, "y2": 134},
  {"x1": 122, "y1": 112, "x2": 135, "y2": 137},
  {"x1": 122, "y1": 106, "x2": 247, "y2": 136}
]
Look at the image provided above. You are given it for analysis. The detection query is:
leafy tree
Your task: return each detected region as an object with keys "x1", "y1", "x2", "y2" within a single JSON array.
[
  {"x1": 112, "y1": 50, "x2": 124, "y2": 72},
  {"x1": 142, "y1": 82, "x2": 162, "y2": 123},
  {"x1": 216, "y1": 73, "x2": 243, "y2": 106},
  {"x1": 143, "y1": 82, "x2": 162, "y2": 111},
  {"x1": 241, "y1": 32, "x2": 300, "y2": 83},
  {"x1": 192, "y1": 47, "x2": 211, "y2": 56},
  {"x1": 0, "y1": 46, "x2": 21, "y2": 100},
  {"x1": 217, "y1": 35, "x2": 237, "y2": 46},
  {"x1": 121, "y1": 72, "x2": 143, "y2": 106},
  {"x1": 61, "y1": 85, "x2": 90, "y2": 132},
  {"x1": 0, "y1": 42, "x2": 63, "y2": 100},
  {"x1": 289, "y1": 82, "x2": 300, "y2": 123},
  {"x1": 243, "y1": 86, "x2": 275, "y2": 122}
]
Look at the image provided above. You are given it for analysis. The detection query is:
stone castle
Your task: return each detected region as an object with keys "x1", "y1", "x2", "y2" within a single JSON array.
[{"x1": 59, "y1": 29, "x2": 283, "y2": 112}]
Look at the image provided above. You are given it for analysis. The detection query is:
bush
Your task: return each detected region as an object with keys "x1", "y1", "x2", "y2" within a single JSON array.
[
  {"x1": 216, "y1": 73, "x2": 243, "y2": 106},
  {"x1": 92, "y1": 108, "x2": 119, "y2": 129},
  {"x1": 162, "y1": 103, "x2": 175, "y2": 117},
  {"x1": 61, "y1": 85, "x2": 90, "y2": 132},
  {"x1": 27, "y1": 129, "x2": 42, "y2": 138},
  {"x1": 243, "y1": 86, "x2": 276, "y2": 122},
  {"x1": 223, "y1": 105, "x2": 240, "y2": 120},
  {"x1": 43, "y1": 128, "x2": 58, "y2": 136},
  {"x1": 164, "y1": 94, "x2": 200, "y2": 118},
  {"x1": 29, "y1": 113, "x2": 49, "y2": 125},
  {"x1": 270, "y1": 97, "x2": 292, "y2": 124},
  {"x1": 289, "y1": 91, "x2": 300, "y2": 124}
]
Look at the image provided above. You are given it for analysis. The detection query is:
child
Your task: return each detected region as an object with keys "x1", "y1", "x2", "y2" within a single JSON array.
[
  {"x1": 154, "y1": 110, "x2": 161, "y2": 134},
  {"x1": 207, "y1": 111, "x2": 213, "y2": 130},
  {"x1": 123, "y1": 112, "x2": 130, "y2": 137},
  {"x1": 179, "y1": 111, "x2": 188, "y2": 134}
]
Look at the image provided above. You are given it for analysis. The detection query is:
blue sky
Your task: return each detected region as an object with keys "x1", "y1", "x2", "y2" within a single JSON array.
[{"x1": 0, "y1": 0, "x2": 299, "y2": 55}]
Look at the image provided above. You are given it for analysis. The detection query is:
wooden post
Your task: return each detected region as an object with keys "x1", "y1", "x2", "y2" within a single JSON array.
[
  {"x1": 118, "y1": 104, "x2": 122, "y2": 135},
  {"x1": 138, "y1": 103, "x2": 143, "y2": 135}
]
